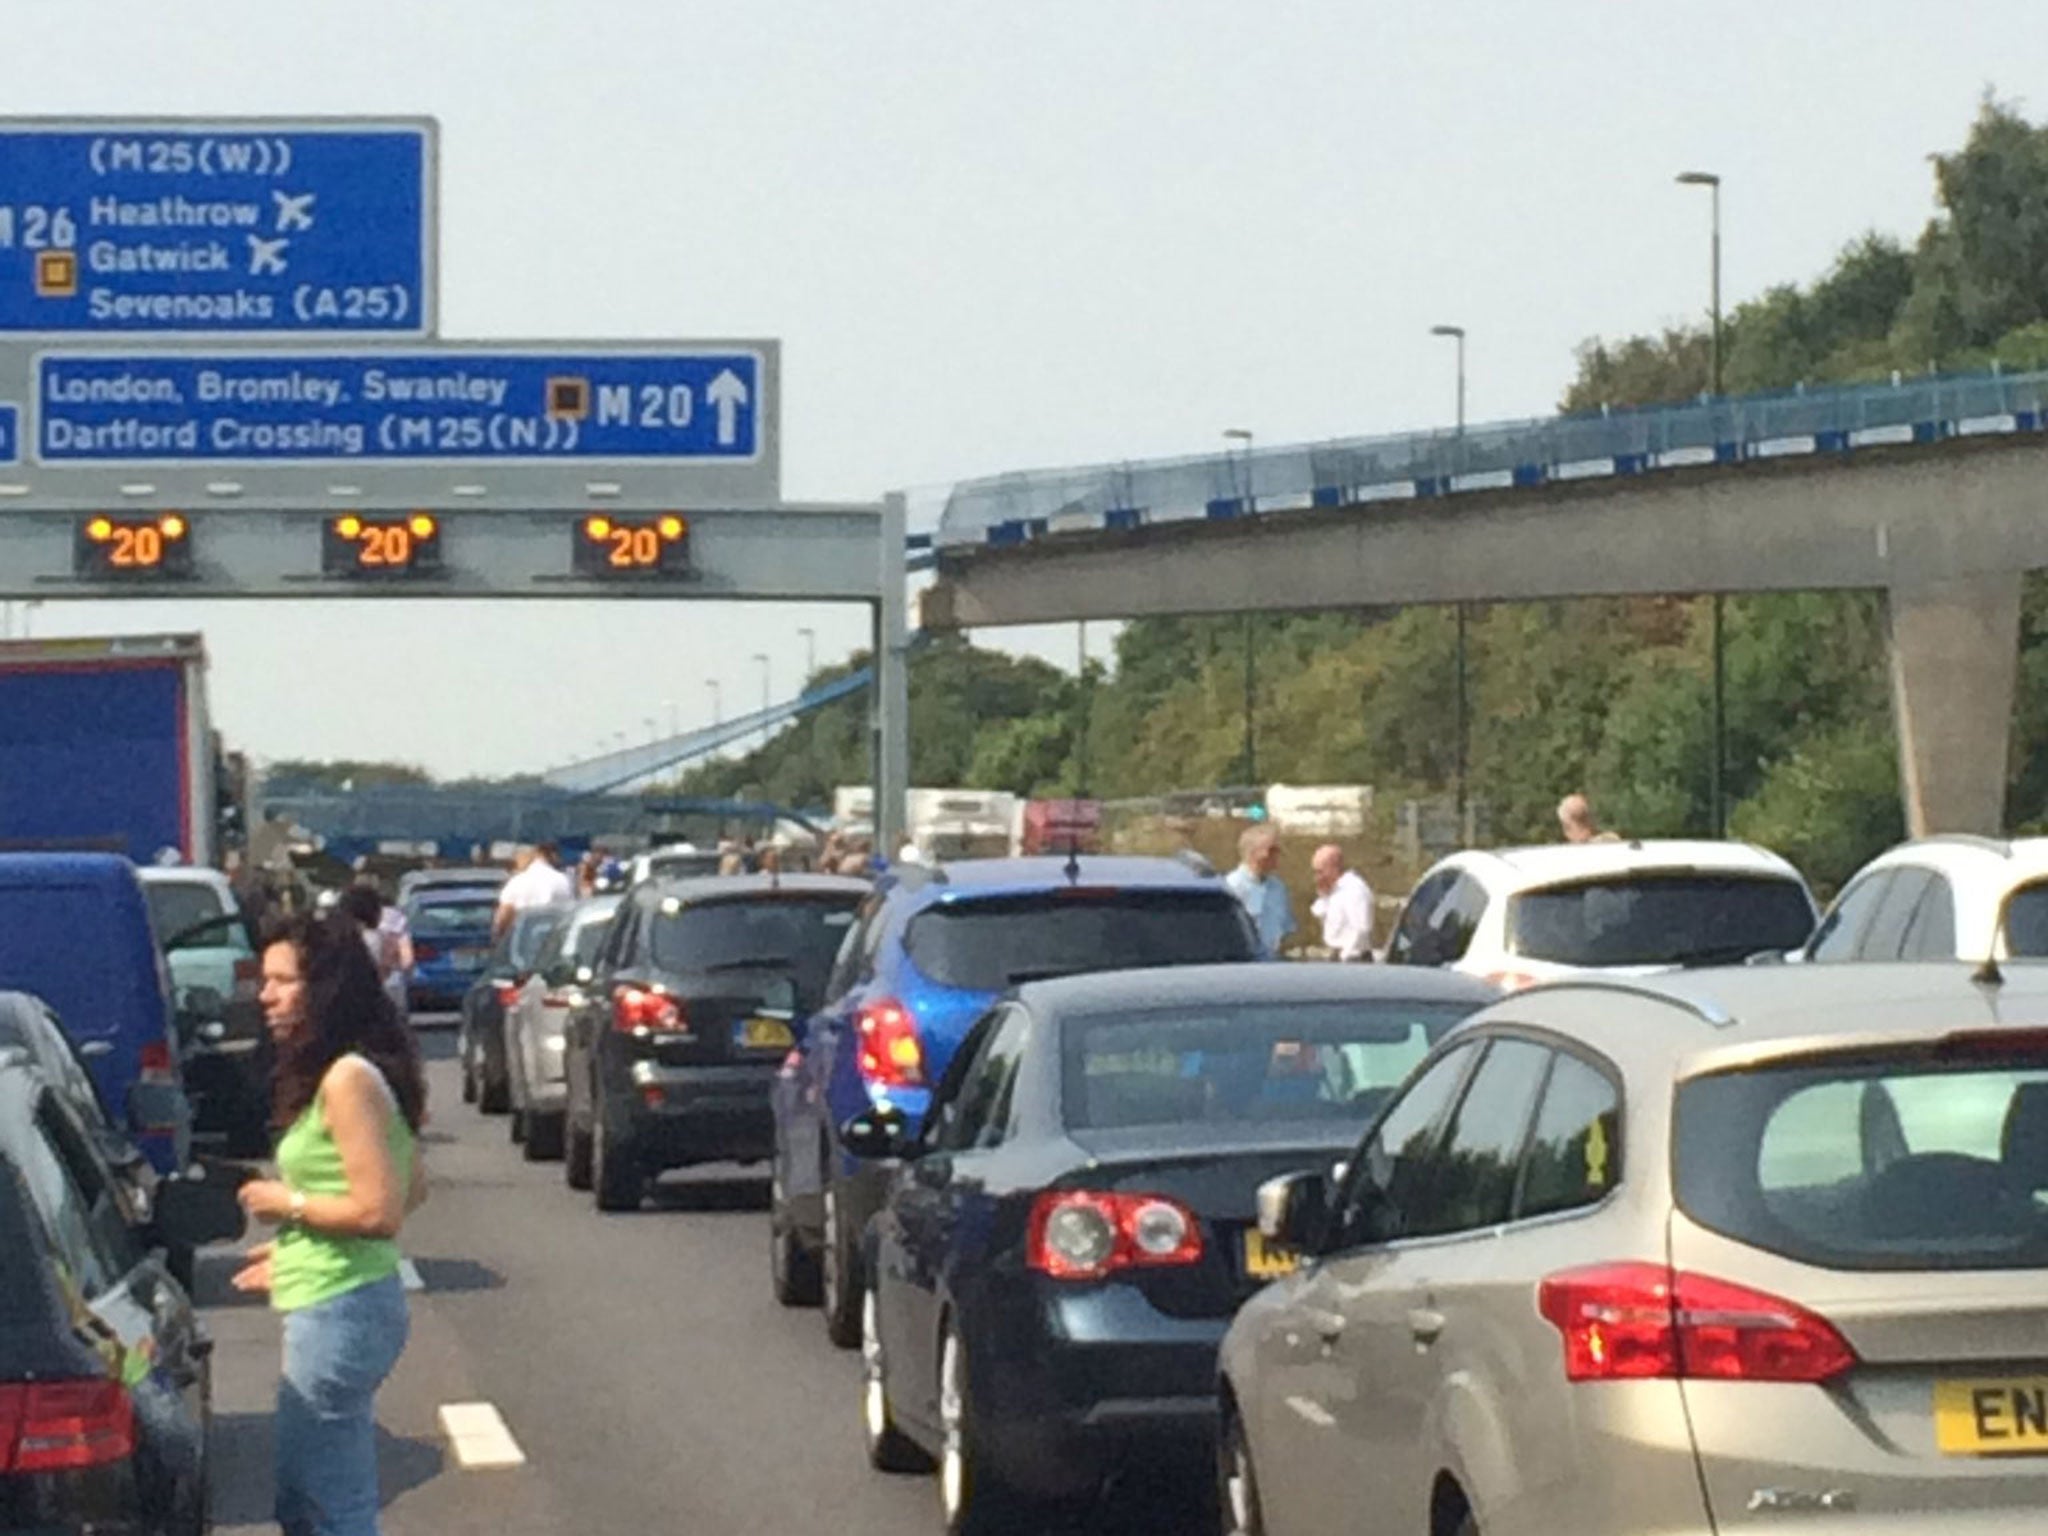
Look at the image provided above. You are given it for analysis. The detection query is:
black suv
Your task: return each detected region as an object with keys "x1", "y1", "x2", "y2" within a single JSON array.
[
  {"x1": 562, "y1": 874, "x2": 870, "y2": 1211},
  {"x1": 0, "y1": 1047, "x2": 241, "y2": 1536}
]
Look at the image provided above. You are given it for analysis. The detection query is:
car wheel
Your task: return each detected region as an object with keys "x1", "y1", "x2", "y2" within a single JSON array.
[
  {"x1": 478, "y1": 1045, "x2": 510, "y2": 1115},
  {"x1": 821, "y1": 1180, "x2": 864, "y2": 1349},
  {"x1": 1219, "y1": 1405, "x2": 1266, "y2": 1536},
  {"x1": 938, "y1": 1321, "x2": 1026, "y2": 1536},
  {"x1": 523, "y1": 1111, "x2": 565, "y2": 1162},
  {"x1": 862, "y1": 1287, "x2": 933, "y2": 1472},
  {"x1": 770, "y1": 1166, "x2": 822, "y2": 1307},
  {"x1": 509, "y1": 1107, "x2": 527, "y2": 1145},
  {"x1": 592, "y1": 1107, "x2": 643, "y2": 1212},
  {"x1": 564, "y1": 1113, "x2": 594, "y2": 1190},
  {"x1": 460, "y1": 1035, "x2": 479, "y2": 1105}
]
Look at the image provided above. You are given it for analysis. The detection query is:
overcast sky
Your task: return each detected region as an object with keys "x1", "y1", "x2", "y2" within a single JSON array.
[{"x1": 4, "y1": 1, "x2": 2041, "y2": 778}]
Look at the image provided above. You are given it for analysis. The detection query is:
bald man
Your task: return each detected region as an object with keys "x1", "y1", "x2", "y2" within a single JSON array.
[
  {"x1": 1310, "y1": 844, "x2": 1374, "y2": 961},
  {"x1": 1557, "y1": 794, "x2": 1619, "y2": 844}
]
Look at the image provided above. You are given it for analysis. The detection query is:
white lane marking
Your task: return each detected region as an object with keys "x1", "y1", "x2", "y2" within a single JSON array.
[
  {"x1": 438, "y1": 1401, "x2": 527, "y2": 1469},
  {"x1": 399, "y1": 1258, "x2": 424, "y2": 1293}
]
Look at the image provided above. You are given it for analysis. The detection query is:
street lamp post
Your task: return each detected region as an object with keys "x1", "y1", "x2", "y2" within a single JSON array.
[
  {"x1": 705, "y1": 679, "x2": 723, "y2": 729},
  {"x1": 751, "y1": 652, "x2": 771, "y2": 752},
  {"x1": 796, "y1": 627, "x2": 817, "y2": 687},
  {"x1": 1679, "y1": 169, "x2": 1727, "y2": 837},
  {"x1": 1223, "y1": 429, "x2": 1257, "y2": 786},
  {"x1": 1429, "y1": 324, "x2": 1467, "y2": 435}
]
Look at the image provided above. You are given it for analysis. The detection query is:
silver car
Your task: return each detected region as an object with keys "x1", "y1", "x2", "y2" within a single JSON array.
[
  {"x1": 1219, "y1": 964, "x2": 2048, "y2": 1535},
  {"x1": 506, "y1": 894, "x2": 620, "y2": 1161}
]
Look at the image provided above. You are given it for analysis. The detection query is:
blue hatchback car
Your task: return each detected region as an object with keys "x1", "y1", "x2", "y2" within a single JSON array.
[
  {"x1": 0, "y1": 854, "x2": 191, "y2": 1174},
  {"x1": 405, "y1": 888, "x2": 504, "y2": 1016},
  {"x1": 768, "y1": 855, "x2": 1262, "y2": 1347}
]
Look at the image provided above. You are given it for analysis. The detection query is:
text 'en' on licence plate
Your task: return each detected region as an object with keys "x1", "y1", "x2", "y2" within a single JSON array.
[
  {"x1": 1935, "y1": 1378, "x2": 2048, "y2": 1456},
  {"x1": 1243, "y1": 1228, "x2": 1298, "y2": 1280}
]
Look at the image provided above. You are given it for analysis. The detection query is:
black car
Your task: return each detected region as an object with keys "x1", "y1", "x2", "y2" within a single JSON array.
[
  {"x1": 0, "y1": 1046, "x2": 242, "y2": 1536},
  {"x1": 459, "y1": 904, "x2": 570, "y2": 1114},
  {"x1": 851, "y1": 963, "x2": 1498, "y2": 1534},
  {"x1": 563, "y1": 873, "x2": 868, "y2": 1211}
]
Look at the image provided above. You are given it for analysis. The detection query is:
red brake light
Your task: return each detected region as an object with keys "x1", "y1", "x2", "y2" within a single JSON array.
[
  {"x1": 611, "y1": 984, "x2": 684, "y2": 1035},
  {"x1": 233, "y1": 957, "x2": 260, "y2": 995},
  {"x1": 137, "y1": 1040, "x2": 176, "y2": 1084},
  {"x1": 415, "y1": 943, "x2": 442, "y2": 962},
  {"x1": 0, "y1": 1379, "x2": 137, "y2": 1472},
  {"x1": 1538, "y1": 1262, "x2": 1857, "y2": 1384},
  {"x1": 494, "y1": 981, "x2": 523, "y2": 1009},
  {"x1": 856, "y1": 999, "x2": 925, "y2": 1088},
  {"x1": 1027, "y1": 1190, "x2": 1205, "y2": 1280}
]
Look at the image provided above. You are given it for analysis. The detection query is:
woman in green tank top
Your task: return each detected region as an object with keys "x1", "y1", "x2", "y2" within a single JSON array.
[{"x1": 230, "y1": 911, "x2": 428, "y2": 1536}]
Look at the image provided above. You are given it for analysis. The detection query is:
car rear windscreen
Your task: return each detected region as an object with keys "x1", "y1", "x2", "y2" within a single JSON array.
[
  {"x1": 1675, "y1": 1044, "x2": 2048, "y2": 1270},
  {"x1": 1063, "y1": 999, "x2": 1475, "y2": 1130},
  {"x1": 2002, "y1": 883, "x2": 2048, "y2": 957},
  {"x1": 651, "y1": 896, "x2": 860, "y2": 1010},
  {"x1": 1507, "y1": 873, "x2": 1814, "y2": 967},
  {"x1": 143, "y1": 880, "x2": 230, "y2": 947},
  {"x1": 906, "y1": 891, "x2": 1259, "y2": 991},
  {"x1": 410, "y1": 899, "x2": 499, "y2": 937},
  {"x1": 509, "y1": 909, "x2": 566, "y2": 969}
]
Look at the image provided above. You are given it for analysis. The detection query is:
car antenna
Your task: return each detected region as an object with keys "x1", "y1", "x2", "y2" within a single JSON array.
[
  {"x1": 1064, "y1": 835, "x2": 1082, "y2": 887},
  {"x1": 1973, "y1": 955, "x2": 2005, "y2": 988}
]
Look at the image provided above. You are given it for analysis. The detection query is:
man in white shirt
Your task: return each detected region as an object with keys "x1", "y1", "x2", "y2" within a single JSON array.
[
  {"x1": 1310, "y1": 844, "x2": 1375, "y2": 961},
  {"x1": 494, "y1": 841, "x2": 574, "y2": 937}
]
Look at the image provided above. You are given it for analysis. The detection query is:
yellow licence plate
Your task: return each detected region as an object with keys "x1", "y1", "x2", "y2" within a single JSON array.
[
  {"x1": 741, "y1": 1017, "x2": 794, "y2": 1050},
  {"x1": 1935, "y1": 1378, "x2": 2048, "y2": 1455},
  {"x1": 1243, "y1": 1228, "x2": 1299, "y2": 1280}
]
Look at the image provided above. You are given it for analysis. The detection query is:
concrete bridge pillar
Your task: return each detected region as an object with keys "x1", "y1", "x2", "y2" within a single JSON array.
[{"x1": 1888, "y1": 574, "x2": 2022, "y2": 837}]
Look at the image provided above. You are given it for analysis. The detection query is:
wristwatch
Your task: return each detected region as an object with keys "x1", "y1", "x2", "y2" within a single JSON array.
[{"x1": 287, "y1": 1189, "x2": 308, "y2": 1224}]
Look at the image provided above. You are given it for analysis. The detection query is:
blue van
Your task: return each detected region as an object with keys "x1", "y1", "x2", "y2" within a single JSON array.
[{"x1": 0, "y1": 854, "x2": 193, "y2": 1173}]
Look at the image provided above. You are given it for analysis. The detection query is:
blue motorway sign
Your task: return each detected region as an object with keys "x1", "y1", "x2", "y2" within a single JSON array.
[
  {"x1": 0, "y1": 402, "x2": 15, "y2": 464},
  {"x1": 34, "y1": 348, "x2": 765, "y2": 464},
  {"x1": 0, "y1": 119, "x2": 432, "y2": 335}
]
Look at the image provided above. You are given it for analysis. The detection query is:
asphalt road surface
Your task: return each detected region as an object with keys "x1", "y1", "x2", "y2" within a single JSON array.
[{"x1": 197, "y1": 1036, "x2": 1207, "y2": 1536}]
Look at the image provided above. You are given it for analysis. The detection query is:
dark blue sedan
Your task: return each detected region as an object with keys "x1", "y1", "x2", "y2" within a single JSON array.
[
  {"x1": 850, "y1": 962, "x2": 1499, "y2": 1534},
  {"x1": 405, "y1": 889, "x2": 502, "y2": 1016}
]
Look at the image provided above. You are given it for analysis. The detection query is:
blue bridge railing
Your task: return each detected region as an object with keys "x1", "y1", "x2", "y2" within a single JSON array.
[{"x1": 933, "y1": 368, "x2": 2048, "y2": 549}]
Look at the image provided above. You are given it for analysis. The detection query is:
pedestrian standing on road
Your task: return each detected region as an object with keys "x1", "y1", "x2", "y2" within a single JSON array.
[
  {"x1": 233, "y1": 910, "x2": 428, "y2": 1536},
  {"x1": 1557, "y1": 793, "x2": 1621, "y2": 844},
  {"x1": 1226, "y1": 826, "x2": 1297, "y2": 957},
  {"x1": 494, "y1": 840, "x2": 574, "y2": 938},
  {"x1": 1309, "y1": 844, "x2": 1375, "y2": 961},
  {"x1": 340, "y1": 883, "x2": 413, "y2": 1026}
]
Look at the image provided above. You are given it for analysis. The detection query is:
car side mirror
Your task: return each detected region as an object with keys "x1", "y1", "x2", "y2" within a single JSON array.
[
  {"x1": 1744, "y1": 949, "x2": 1789, "y2": 967},
  {"x1": 1256, "y1": 1170, "x2": 1330, "y2": 1253},
  {"x1": 839, "y1": 1105, "x2": 913, "y2": 1161},
  {"x1": 153, "y1": 1168, "x2": 248, "y2": 1248}
]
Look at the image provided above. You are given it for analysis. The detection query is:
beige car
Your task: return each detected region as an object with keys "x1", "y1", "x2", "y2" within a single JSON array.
[{"x1": 1218, "y1": 963, "x2": 2048, "y2": 1535}]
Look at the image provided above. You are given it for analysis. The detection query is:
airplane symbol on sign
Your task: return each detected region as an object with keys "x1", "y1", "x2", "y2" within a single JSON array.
[
  {"x1": 272, "y1": 191, "x2": 316, "y2": 233},
  {"x1": 246, "y1": 235, "x2": 290, "y2": 276}
]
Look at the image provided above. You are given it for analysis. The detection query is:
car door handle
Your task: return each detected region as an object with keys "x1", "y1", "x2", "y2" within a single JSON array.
[{"x1": 1407, "y1": 1307, "x2": 1446, "y2": 1344}]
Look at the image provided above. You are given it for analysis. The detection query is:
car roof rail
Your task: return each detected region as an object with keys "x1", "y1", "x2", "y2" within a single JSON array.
[
  {"x1": 886, "y1": 862, "x2": 946, "y2": 893},
  {"x1": 1510, "y1": 977, "x2": 1737, "y2": 1028}
]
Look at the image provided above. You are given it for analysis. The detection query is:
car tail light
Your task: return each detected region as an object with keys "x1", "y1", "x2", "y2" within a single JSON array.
[
  {"x1": 415, "y1": 943, "x2": 442, "y2": 963},
  {"x1": 1486, "y1": 970, "x2": 1539, "y2": 992},
  {"x1": 856, "y1": 999, "x2": 925, "y2": 1088},
  {"x1": 1027, "y1": 1190, "x2": 1205, "y2": 1280},
  {"x1": 1538, "y1": 1262, "x2": 1857, "y2": 1383},
  {"x1": 137, "y1": 1040, "x2": 177, "y2": 1084},
  {"x1": 232, "y1": 957, "x2": 260, "y2": 997},
  {"x1": 612, "y1": 984, "x2": 685, "y2": 1035},
  {"x1": 494, "y1": 981, "x2": 522, "y2": 1009},
  {"x1": 0, "y1": 1379, "x2": 136, "y2": 1472}
]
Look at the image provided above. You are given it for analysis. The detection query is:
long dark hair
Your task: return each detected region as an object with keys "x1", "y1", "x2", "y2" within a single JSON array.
[{"x1": 262, "y1": 910, "x2": 427, "y2": 1134}]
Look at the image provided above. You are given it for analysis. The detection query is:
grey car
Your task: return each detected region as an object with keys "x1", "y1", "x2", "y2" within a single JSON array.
[
  {"x1": 1219, "y1": 963, "x2": 2048, "y2": 1536},
  {"x1": 506, "y1": 894, "x2": 620, "y2": 1161}
]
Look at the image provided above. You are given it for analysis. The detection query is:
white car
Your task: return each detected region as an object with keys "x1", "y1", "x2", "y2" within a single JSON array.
[
  {"x1": 1803, "y1": 834, "x2": 2048, "y2": 964},
  {"x1": 626, "y1": 843, "x2": 725, "y2": 886},
  {"x1": 505, "y1": 893, "x2": 621, "y2": 1161},
  {"x1": 1385, "y1": 839, "x2": 1818, "y2": 989}
]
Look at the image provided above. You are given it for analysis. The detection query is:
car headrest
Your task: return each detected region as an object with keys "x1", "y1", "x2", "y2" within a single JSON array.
[{"x1": 2001, "y1": 1081, "x2": 2048, "y2": 1189}]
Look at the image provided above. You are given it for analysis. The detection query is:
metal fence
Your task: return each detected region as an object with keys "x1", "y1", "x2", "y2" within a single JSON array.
[{"x1": 933, "y1": 368, "x2": 2048, "y2": 548}]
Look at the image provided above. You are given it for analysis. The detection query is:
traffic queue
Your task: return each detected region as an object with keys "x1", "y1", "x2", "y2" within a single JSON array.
[
  {"x1": 441, "y1": 826, "x2": 2048, "y2": 1534},
  {"x1": 5, "y1": 826, "x2": 2048, "y2": 1533}
]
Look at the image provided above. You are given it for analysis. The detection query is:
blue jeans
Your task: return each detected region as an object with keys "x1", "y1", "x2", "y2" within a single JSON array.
[{"x1": 276, "y1": 1273, "x2": 410, "y2": 1536}]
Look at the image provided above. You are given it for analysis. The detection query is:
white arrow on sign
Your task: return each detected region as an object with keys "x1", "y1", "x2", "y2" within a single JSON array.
[{"x1": 706, "y1": 368, "x2": 749, "y2": 447}]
